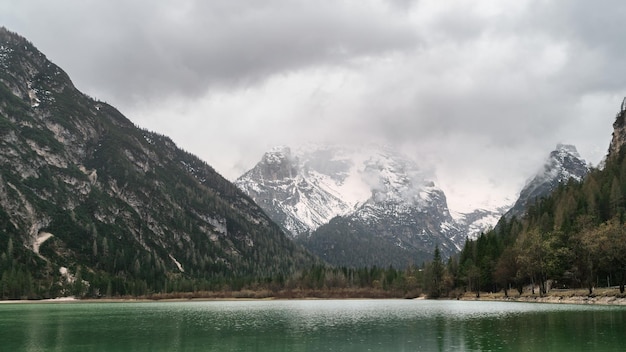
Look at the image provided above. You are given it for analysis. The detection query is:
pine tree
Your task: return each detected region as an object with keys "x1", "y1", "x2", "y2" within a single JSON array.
[{"x1": 427, "y1": 246, "x2": 444, "y2": 298}]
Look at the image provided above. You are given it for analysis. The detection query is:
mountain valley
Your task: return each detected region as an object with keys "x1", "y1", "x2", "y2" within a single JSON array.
[{"x1": 0, "y1": 26, "x2": 605, "y2": 299}]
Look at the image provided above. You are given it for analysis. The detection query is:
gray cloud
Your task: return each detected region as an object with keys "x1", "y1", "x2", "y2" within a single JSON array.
[
  {"x1": 1, "y1": 0, "x2": 625, "y2": 211},
  {"x1": 1, "y1": 0, "x2": 418, "y2": 105}
]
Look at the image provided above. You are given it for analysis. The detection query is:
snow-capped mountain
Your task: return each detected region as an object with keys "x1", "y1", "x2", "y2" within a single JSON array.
[
  {"x1": 455, "y1": 144, "x2": 588, "y2": 237},
  {"x1": 237, "y1": 145, "x2": 463, "y2": 267},
  {"x1": 236, "y1": 145, "x2": 371, "y2": 237},
  {"x1": 505, "y1": 143, "x2": 589, "y2": 219},
  {"x1": 237, "y1": 143, "x2": 589, "y2": 267}
]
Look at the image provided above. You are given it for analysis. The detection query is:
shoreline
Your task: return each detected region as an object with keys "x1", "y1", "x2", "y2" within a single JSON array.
[
  {"x1": 2, "y1": 288, "x2": 626, "y2": 306},
  {"x1": 456, "y1": 287, "x2": 626, "y2": 305},
  {"x1": 3, "y1": 296, "x2": 626, "y2": 306},
  {"x1": 458, "y1": 294, "x2": 626, "y2": 305}
]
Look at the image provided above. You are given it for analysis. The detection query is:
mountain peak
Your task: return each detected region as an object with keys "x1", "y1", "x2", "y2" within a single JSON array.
[
  {"x1": 545, "y1": 143, "x2": 588, "y2": 183},
  {"x1": 1, "y1": 27, "x2": 75, "y2": 110},
  {"x1": 554, "y1": 143, "x2": 580, "y2": 159},
  {"x1": 246, "y1": 146, "x2": 298, "y2": 181},
  {"x1": 236, "y1": 144, "x2": 374, "y2": 236},
  {"x1": 505, "y1": 143, "x2": 589, "y2": 219},
  {"x1": 262, "y1": 145, "x2": 294, "y2": 168},
  {"x1": 266, "y1": 145, "x2": 292, "y2": 159},
  {"x1": 236, "y1": 144, "x2": 465, "y2": 267}
]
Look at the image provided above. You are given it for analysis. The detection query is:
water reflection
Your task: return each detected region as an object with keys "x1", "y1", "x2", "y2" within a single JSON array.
[{"x1": 0, "y1": 300, "x2": 624, "y2": 351}]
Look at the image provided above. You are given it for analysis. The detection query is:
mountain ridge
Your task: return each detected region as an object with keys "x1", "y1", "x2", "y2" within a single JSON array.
[{"x1": 0, "y1": 27, "x2": 316, "y2": 299}]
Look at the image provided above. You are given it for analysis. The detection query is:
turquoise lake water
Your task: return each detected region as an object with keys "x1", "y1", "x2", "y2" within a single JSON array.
[{"x1": 1, "y1": 299, "x2": 624, "y2": 351}]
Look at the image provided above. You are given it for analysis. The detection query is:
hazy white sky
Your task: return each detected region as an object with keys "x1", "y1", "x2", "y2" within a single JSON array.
[{"x1": 2, "y1": 0, "x2": 624, "y2": 212}]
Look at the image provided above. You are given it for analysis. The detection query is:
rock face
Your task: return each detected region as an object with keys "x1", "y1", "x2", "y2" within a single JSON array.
[
  {"x1": 236, "y1": 146, "x2": 359, "y2": 237},
  {"x1": 608, "y1": 98, "x2": 626, "y2": 159},
  {"x1": 237, "y1": 145, "x2": 463, "y2": 267},
  {"x1": 505, "y1": 144, "x2": 589, "y2": 220},
  {"x1": 0, "y1": 28, "x2": 315, "y2": 298}
]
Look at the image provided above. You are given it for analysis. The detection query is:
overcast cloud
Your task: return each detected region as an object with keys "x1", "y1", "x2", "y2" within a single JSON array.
[{"x1": 1, "y1": 0, "x2": 624, "y2": 212}]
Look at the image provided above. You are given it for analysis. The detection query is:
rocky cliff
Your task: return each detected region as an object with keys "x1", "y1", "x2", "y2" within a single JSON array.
[{"x1": 608, "y1": 98, "x2": 626, "y2": 159}]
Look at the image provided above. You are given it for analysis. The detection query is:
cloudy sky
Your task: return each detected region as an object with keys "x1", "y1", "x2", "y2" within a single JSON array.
[{"x1": 2, "y1": 0, "x2": 624, "y2": 212}]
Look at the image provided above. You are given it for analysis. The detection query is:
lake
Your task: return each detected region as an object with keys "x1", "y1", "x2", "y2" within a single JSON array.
[{"x1": 1, "y1": 299, "x2": 624, "y2": 351}]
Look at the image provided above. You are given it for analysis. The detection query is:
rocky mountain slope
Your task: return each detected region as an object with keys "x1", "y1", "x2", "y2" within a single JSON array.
[
  {"x1": 237, "y1": 145, "x2": 463, "y2": 267},
  {"x1": 236, "y1": 146, "x2": 364, "y2": 237},
  {"x1": 505, "y1": 144, "x2": 589, "y2": 220},
  {"x1": 0, "y1": 28, "x2": 316, "y2": 299}
]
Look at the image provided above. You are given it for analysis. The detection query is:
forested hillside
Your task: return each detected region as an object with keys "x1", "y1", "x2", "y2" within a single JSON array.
[
  {"x1": 421, "y1": 102, "x2": 626, "y2": 298},
  {"x1": 0, "y1": 27, "x2": 317, "y2": 299}
]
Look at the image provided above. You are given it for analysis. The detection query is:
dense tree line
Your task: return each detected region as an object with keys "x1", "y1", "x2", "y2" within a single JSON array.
[{"x1": 0, "y1": 239, "x2": 431, "y2": 299}]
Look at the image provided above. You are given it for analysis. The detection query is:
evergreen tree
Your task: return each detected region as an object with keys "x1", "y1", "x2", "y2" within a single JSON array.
[{"x1": 427, "y1": 246, "x2": 444, "y2": 298}]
